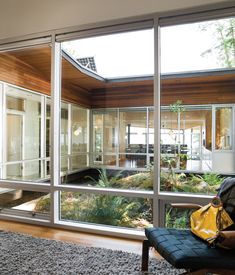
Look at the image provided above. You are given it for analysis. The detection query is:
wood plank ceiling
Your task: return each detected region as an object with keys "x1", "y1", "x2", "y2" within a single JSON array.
[{"x1": 4, "y1": 46, "x2": 235, "y2": 108}]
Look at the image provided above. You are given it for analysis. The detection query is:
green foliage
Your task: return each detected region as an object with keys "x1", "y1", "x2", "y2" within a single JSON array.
[
  {"x1": 161, "y1": 155, "x2": 177, "y2": 169},
  {"x1": 169, "y1": 100, "x2": 185, "y2": 113},
  {"x1": 59, "y1": 168, "x2": 153, "y2": 228},
  {"x1": 117, "y1": 172, "x2": 153, "y2": 190},
  {"x1": 200, "y1": 18, "x2": 235, "y2": 67},
  {"x1": 201, "y1": 173, "x2": 224, "y2": 186},
  {"x1": 160, "y1": 168, "x2": 221, "y2": 194},
  {"x1": 34, "y1": 194, "x2": 50, "y2": 213},
  {"x1": 85, "y1": 167, "x2": 153, "y2": 190},
  {"x1": 78, "y1": 195, "x2": 138, "y2": 226},
  {"x1": 60, "y1": 192, "x2": 143, "y2": 227},
  {"x1": 165, "y1": 206, "x2": 192, "y2": 229},
  {"x1": 85, "y1": 168, "x2": 123, "y2": 188},
  {"x1": 34, "y1": 166, "x2": 227, "y2": 229}
]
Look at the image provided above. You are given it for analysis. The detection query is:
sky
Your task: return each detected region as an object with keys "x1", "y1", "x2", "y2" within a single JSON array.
[
  {"x1": 160, "y1": 23, "x2": 219, "y2": 73},
  {"x1": 63, "y1": 29, "x2": 154, "y2": 78},
  {"x1": 62, "y1": 19, "x2": 229, "y2": 78}
]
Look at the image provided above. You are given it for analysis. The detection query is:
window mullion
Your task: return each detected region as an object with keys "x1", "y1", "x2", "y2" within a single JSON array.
[{"x1": 50, "y1": 36, "x2": 61, "y2": 224}]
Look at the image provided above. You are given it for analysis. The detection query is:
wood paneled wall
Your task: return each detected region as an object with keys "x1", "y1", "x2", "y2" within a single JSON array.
[
  {"x1": 90, "y1": 85, "x2": 153, "y2": 108},
  {"x1": 1, "y1": 50, "x2": 235, "y2": 109},
  {"x1": 0, "y1": 53, "x2": 51, "y2": 95},
  {"x1": 0, "y1": 52, "x2": 91, "y2": 108},
  {"x1": 91, "y1": 76, "x2": 235, "y2": 108},
  {"x1": 161, "y1": 77, "x2": 235, "y2": 106}
]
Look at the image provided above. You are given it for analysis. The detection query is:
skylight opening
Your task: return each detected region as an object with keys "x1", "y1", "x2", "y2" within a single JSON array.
[
  {"x1": 161, "y1": 17, "x2": 235, "y2": 74},
  {"x1": 62, "y1": 29, "x2": 154, "y2": 79},
  {"x1": 62, "y1": 17, "x2": 235, "y2": 79}
]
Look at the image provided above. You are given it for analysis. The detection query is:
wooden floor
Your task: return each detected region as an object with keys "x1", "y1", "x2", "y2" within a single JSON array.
[{"x1": 0, "y1": 220, "x2": 160, "y2": 258}]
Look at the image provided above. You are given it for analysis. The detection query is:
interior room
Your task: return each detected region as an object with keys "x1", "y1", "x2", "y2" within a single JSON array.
[{"x1": 0, "y1": 1, "x2": 235, "y2": 274}]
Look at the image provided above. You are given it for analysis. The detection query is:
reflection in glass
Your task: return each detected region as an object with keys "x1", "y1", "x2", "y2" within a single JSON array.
[
  {"x1": 60, "y1": 103, "x2": 89, "y2": 176},
  {"x1": 7, "y1": 114, "x2": 23, "y2": 162},
  {"x1": 161, "y1": 107, "x2": 212, "y2": 166},
  {"x1": 4, "y1": 85, "x2": 45, "y2": 181},
  {"x1": 93, "y1": 110, "x2": 117, "y2": 156},
  {"x1": 119, "y1": 109, "x2": 147, "y2": 153},
  {"x1": 0, "y1": 188, "x2": 50, "y2": 215},
  {"x1": 6, "y1": 96, "x2": 25, "y2": 111},
  {"x1": 215, "y1": 107, "x2": 232, "y2": 150},
  {"x1": 119, "y1": 154, "x2": 147, "y2": 168},
  {"x1": 71, "y1": 106, "x2": 88, "y2": 154},
  {"x1": 61, "y1": 105, "x2": 69, "y2": 156},
  {"x1": 0, "y1": 44, "x2": 51, "y2": 183},
  {"x1": 71, "y1": 155, "x2": 87, "y2": 170}
]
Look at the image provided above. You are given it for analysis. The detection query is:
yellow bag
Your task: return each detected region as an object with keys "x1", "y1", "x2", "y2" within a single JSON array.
[{"x1": 190, "y1": 197, "x2": 234, "y2": 244}]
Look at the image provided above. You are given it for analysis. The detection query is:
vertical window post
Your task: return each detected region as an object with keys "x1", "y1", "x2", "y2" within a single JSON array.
[{"x1": 51, "y1": 35, "x2": 61, "y2": 224}]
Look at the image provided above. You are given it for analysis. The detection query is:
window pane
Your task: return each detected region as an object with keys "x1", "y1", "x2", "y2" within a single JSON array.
[
  {"x1": 62, "y1": 29, "x2": 154, "y2": 79},
  {"x1": 161, "y1": 17, "x2": 235, "y2": 73},
  {"x1": 165, "y1": 204, "x2": 193, "y2": 229},
  {"x1": 61, "y1": 27, "x2": 153, "y2": 194},
  {"x1": 6, "y1": 113, "x2": 23, "y2": 162},
  {"x1": 62, "y1": 167, "x2": 153, "y2": 190},
  {"x1": 119, "y1": 154, "x2": 147, "y2": 168},
  {"x1": 61, "y1": 104, "x2": 69, "y2": 156},
  {"x1": 160, "y1": 17, "x2": 235, "y2": 194},
  {"x1": 6, "y1": 96, "x2": 25, "y2": 111},
  {"x1": 71, "y1": 106, "x2": 88, "y2": 153},
  {"x1": 60, "y1": 191, "x2": 153, "y2": 229},
  {"x1": 119, "y1": 109, "x2": 147, "y2": 154},
  {"x1": 93, "y1": 110, "x2": 117, "y2": 155},
  {"x1": 0, "y1": 188, "x2": 50, "y2": 218},
  {"x1": 0, "y1": 45, "x2": 51, "y2": 183},
  {"x1": 215, "y1": 107, "x2": 232, "y2": 150},
  {"x1": 71, "y1": 155, "x2": 87, "y2": 171}
]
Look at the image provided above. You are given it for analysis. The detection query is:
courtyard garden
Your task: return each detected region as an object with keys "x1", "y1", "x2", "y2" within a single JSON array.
[{"x1": 34, "y1": 164, "x2": 227, "y2": 229}]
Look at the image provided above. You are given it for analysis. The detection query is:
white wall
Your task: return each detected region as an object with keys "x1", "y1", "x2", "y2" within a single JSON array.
[{"x1": 0, "y1": 0, "x2": 232, "y2": 40}]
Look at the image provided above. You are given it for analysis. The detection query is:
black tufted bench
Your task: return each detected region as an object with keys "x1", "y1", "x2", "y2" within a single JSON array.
[{"x1": 142, "y1": 227, "x2": 235, "y2": 274}]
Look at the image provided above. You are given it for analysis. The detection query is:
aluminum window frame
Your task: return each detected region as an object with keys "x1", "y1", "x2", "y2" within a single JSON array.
[
  {"x1": 156, "y1": 6, "x2": 235, "y2": 227},
  {"x1": 0, "y1": 1, "x2": 234, "y2": 238}
]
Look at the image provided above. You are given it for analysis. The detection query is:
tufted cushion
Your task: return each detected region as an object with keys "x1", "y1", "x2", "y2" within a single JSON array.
[{"x1": 145, "y1": 227, "x2": 235, "y2": 270}]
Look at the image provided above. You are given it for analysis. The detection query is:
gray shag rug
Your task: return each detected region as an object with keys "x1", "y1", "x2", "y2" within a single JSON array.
[{"x1": 0, "y1": 231, "x2": 185, "y2": 274}]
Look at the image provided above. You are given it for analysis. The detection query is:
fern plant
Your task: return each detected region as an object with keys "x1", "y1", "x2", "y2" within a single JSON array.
[{"x1": 85, "y1": 168, "x2": 123, "y2": 188}]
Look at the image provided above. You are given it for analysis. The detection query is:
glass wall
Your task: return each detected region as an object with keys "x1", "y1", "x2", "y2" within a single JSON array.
[
  {"x1": 91, "y1": 107, "x2": 154, "y2": 170},
  {"x1": 160, "y1": 16, "x2": 235, "y2": 195},
  {"x1": 59, "y1": 27, "x2": 154, "y2": 229},
  {"x1": 90, "y1": 108, "x2": 154, "y2": 190},
  {"x1": 70, "y1": 105, "x2": 88, "y2": 171},
  {"x1": 5, "y1": 86, "x2": 44, "y2": 181},
  {"x1": 215, "y1": 107, "x2": 233, "y2": 150},
  {"x1": 60, "y1": 191, "x2": 153, "y2": 229},
  {"x1": 61, "y1": 102, "x2": 89, "y2": 179},
  {"x1": 0, "y1": 45, "x2": 51, "y2": 183},
  {"x1": 0, "y1": 43, "x2": 52, "y2": 221},
  {"x1": 119, "y1": 109, "x2": 147, "y2": 168},
  {"x1": 1, "y1": 8, "x2": 234, "y2": 235},
  {"x1": 92, "y1": 109, "x2": 117, "y2": 166},
  {"x1": 0, "y1": 189, "x2": 50, "y2": 217}
]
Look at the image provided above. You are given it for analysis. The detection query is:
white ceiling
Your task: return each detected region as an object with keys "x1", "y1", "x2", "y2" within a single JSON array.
[{"x1": 0, "y1": 0, "x2": 232, "y2": 40}]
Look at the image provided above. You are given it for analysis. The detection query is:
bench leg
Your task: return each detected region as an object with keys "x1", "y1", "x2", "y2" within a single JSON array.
[{"x1": 141, "y1": 239, "x2": 151, "y2": 271}]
